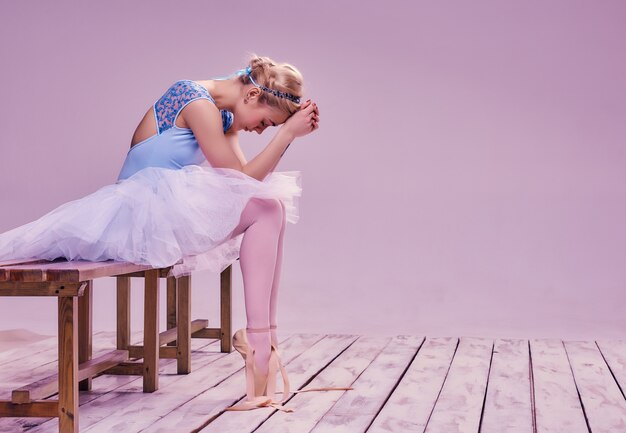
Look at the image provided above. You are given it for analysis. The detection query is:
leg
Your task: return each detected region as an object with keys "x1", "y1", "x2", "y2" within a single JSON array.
[
  {"x1": 58, "y1": 296, "x2": 79, "y2": 433},
  {"x1": 143, "y1": 269, "x2": 159, "y2": 392},
  {"x1": 269, "y1": 200, "x2": 287, "y2": 348},
  {"x1": 225, "y1": 197, "x2": 284, "y2": 377},
  {"x1": 176, "y1": 275, "x2": 191, "y2": 374},
  {"x1": 116, "y1": 276, "x2": 131, "y2": 351},
  {"x1": 78, "y1": 280, "x2": 93, "y2": 391},
  {"x1": 166, "y1": 276, "x2": 177, "y2": 347}
]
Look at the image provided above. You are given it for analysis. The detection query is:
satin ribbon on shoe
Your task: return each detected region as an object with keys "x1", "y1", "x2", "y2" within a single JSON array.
[
  {"x1": 225, "y1": 329, "x2": 355, "y2": 413},
  {"x1": 268, "y1": 344, "x2": 355, "y2": 412},
  {"x1": 225, "y1": 328, "x2": 297, "y2": 412}
]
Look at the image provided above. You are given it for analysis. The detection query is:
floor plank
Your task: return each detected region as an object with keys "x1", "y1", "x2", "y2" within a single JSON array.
[
  {"x1": 531, "y1": 339, "x2": 590, "y2": 433},
  {"x1": 0, "y1": 333, "x2": 214, "y2": 433},
  {"x1": 0, "y1": 331, "x2": 66, "y2": 366},
  {"x1": 68, "y1": 333, "x2": 322, "y2": 433},
  {"x1": 564, "y1": 340, "x2": 626, "y2": 433},
  {"x1": 140, "y1": 334, "x2": 353, "y2": 433},
  {"x1": 0, "y1": 331, "x2": 131, "y2": 395},
  {"x1": 596, "y1": 339, "x2": 626, "y2": 400},
  {"x1": 0, "y1": 333, "x2": 625, "y2": 433},
  {"x1": 422, "y1": 337, "x2": 493, "y2": 433},
  {"x1": 251, "y1": 335, "x2": 389, "y2": 433},
  {"x1": 309, "y1": 335, "x2": 424, "y2": 433},
  {"x1": 367, "y1": 336, "x2": 456, "y2": 433},
  {"x1": 0, "y1": 331, "x2": 143, "y2": 433},
  {"x1": 28, "y1": 336, "x2": 221, "y2": 433},
  {"x1": 480, "y1": 339, "x2": 533, "y2": 433}
]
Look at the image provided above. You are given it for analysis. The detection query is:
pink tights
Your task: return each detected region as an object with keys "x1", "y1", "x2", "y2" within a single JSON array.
[{"x1": 224, "y1": 197, "x2": 287, "y2": 377}]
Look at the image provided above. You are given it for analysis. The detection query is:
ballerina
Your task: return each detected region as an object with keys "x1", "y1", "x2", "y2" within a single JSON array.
[{"x1": 0, "y1": 54, "x2": 349, "y2": 412}]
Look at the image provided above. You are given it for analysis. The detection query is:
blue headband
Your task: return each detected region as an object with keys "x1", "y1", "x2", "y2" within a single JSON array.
[{"x1": 215, "y1": 66, "x2": 301, "y2": 104}]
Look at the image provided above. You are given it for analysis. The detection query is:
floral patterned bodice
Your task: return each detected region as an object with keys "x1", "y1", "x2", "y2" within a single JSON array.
[
  {"x1": 154, "y1": 80, "x2": 233, "y2": 134},
  {"x1": 116, "y1": 80, "x2": 234, "y2": 181}
]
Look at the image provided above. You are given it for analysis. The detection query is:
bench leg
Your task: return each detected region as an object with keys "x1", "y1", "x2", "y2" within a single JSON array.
[
  {"x1": 58, "y1": 296, "x2": 79, "y2": 433},
  {"x1": 116, "y1": 276, "x2": 131, "y2": 351},
  {"x1": 143, "y1": 269, "x2": 159, "y2": 392},
  {"x1": 78, "y1": 280, "x2": 92, "y2": 391},
  {"x1": 220, "y1": 266, "x2": 232, "y2": 353},
  {"x1": 176, "y1": 275, "x2": 191, "y2": 373},
  {"x1": 166, "y1": 276, "x2": 177, "y2": 347}
]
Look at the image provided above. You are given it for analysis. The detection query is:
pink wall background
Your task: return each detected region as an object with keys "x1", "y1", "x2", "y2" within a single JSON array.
[{"x1": 1, "y1": 0, "x2": 625, "y2": 341}]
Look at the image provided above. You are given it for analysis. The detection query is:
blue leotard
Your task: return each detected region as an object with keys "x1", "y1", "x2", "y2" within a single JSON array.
[{"x1": 116, "y1": 80, "x2": 234, "y2": 181}]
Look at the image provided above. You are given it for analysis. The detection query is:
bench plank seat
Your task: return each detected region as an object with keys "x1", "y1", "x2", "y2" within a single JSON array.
[{"x1": 0, "y1": 259, "x2": 160, "y2": 282}]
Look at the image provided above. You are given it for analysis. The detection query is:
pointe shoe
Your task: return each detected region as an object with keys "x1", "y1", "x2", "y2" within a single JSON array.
[
  {"x1": 231, "y1": 327, "x2": 270, "y2": 396},
  {"x1": 224, "y1": 327, "x2": 272, "y2": 411},
  {"x1": 225, "y1": 326, "x2": 293, "y2": 412},
  {"x1": 226, "y1": 326, "x2": 355, "y2": 413},
  {"x1": 230, "y1": 326, "x2": 283, "y2": 396},
  {"x1": 265, "y1": 336, "x2": 293, "y2": 411}
]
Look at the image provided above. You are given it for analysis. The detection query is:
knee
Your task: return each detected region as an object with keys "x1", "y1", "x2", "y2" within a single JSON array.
[
  {"x1": 276, "y1": 199, "x2": 286, "y2": 219},
  {"x1": 250, "y1": 197, "x2": 284, "y2": 226}
]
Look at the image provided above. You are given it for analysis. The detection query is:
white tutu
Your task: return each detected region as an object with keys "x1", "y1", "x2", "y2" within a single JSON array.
[{"x1": 0, "y1": 165, "x2": 302, "y2": 278}]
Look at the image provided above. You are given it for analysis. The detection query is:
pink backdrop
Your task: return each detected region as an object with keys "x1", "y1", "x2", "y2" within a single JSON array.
[{"x1": 1, "y1": 0, "x2": 625, "y2": 341}]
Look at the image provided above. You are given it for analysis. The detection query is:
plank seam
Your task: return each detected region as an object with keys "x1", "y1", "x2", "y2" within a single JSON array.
[
  {"x1": 595, "y1": 340, "x2": 626, "y2": 401},
  {"x1": 476, "y1": 341, "x2": 495, "y2": 433},
  {"x1": 361, "y1": 336, "x2": 427, "y2": 432},
  {"x1": 250, "y1": 335, "x2": 360, "y2": 432},
  {"x1": 562, "y1": 341, "x2": 593, "y2": 433},
  {"x1": 528, "y1": 340, "x2": 538, "y2": 433},
  {"x1": 420, "y1": 337, "x2": 460, "y2": 431},
  {"x1": 301, "y1": 335, "x2": 411, "y2": 433}
]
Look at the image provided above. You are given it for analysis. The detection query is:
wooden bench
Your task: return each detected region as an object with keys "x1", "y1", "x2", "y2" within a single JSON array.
[{"x1": 0, "y1": 257, "x2": 234, "y2": 433}]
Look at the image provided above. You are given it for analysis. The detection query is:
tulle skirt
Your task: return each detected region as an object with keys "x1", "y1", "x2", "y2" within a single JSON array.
[{"x1": 0, "y1": 165, "x2": 302, "y2": 278}]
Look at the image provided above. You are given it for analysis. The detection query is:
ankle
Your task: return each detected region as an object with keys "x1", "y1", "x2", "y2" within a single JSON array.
[
  {"x1": 270, "y1": 325, "x2": 278, "y2": 348},
  {"x1": 246, "y1": 330, "x2": 271, "y2": 375}
]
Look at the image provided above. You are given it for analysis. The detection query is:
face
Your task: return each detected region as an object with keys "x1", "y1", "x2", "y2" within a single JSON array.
[{"x1": 236, "y1": 88, "x2": 290, "y2": 134}]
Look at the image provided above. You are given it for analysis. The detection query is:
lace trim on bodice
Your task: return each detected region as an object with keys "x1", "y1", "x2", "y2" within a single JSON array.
[{"x1": 154, "y1": 80, "x2": 233, "y2": 134}]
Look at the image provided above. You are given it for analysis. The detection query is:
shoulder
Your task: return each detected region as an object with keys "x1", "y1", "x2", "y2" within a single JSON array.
[
  {"x1": 153, "y1": 80, "x2": 218, "y2": 133},
  {"x1": 169, "y1": 79, "x2": 211, "y2": 95},
  {"x1": 156, "y1": 80, "x2": 215, "y2": 107},
  {"x1": 179, "y1": 97, "x2": 221, "y2": 128}
]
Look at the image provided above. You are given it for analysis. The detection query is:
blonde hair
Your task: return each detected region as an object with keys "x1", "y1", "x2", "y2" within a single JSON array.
[{"x1": 238, "y1": 52, "x2": 305, "y2": 116}]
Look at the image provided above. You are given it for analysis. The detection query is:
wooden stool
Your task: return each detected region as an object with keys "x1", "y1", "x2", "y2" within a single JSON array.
[
  {"x1": 0, "y1": 258, "x2": 234, "y2": 433},
  {"x1": 112, "y1": 265, "x2": 234, "y2": 380}
]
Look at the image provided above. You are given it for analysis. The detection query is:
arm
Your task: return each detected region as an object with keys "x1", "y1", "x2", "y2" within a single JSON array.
[
  {"x1": 244, "y1": 128, "x2": 293, "y2": 180},
  {"x1": 268, "y1": 141, "x2": 291, "y2": 172},
  {"x1": 224, "y1": 129, "x2": 247, "y2": 166},
  {"x1": 227, "y1": 127, "x2": 290, "y2": 174},
  {"x1": 182, "y1": 99, "x2": 293, "y2": 181}
]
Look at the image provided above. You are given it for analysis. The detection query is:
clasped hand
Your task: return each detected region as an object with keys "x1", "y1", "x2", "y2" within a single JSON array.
[{"x1": 282, "y1": 99, "x2": 320, "y2": 139}]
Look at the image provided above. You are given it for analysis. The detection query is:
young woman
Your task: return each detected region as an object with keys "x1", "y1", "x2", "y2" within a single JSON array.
[
  {"x1": 117, "y1": 54, "x2": 321, "y2": 411},
  {"x1": 0, "y1": 54, "x2": 347, "y2": 412}
]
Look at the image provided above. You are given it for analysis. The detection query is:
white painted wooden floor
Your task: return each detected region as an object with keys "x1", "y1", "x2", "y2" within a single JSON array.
[{"x1": 1, "y1": 331, "x2": 626, "y2": 433}]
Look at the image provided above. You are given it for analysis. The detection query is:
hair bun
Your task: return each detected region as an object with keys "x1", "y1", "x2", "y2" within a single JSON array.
[{"x1": 241, "y1": 52, "x2": 305, "y2": 114}]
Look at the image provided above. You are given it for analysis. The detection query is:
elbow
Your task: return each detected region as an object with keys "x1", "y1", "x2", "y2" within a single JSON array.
[
  {"x1": 218, "y1": 160, "x2": 259, "y2": 181},
  {"x1": 241, "y1": 164, "x2": 259, "y2": 180},
  {"x1": 241, "y1": 164, "x2": 264, "y2": 182},
  {"x1": 210, "y1": 159, "x2": 245, "y2": 176}
]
